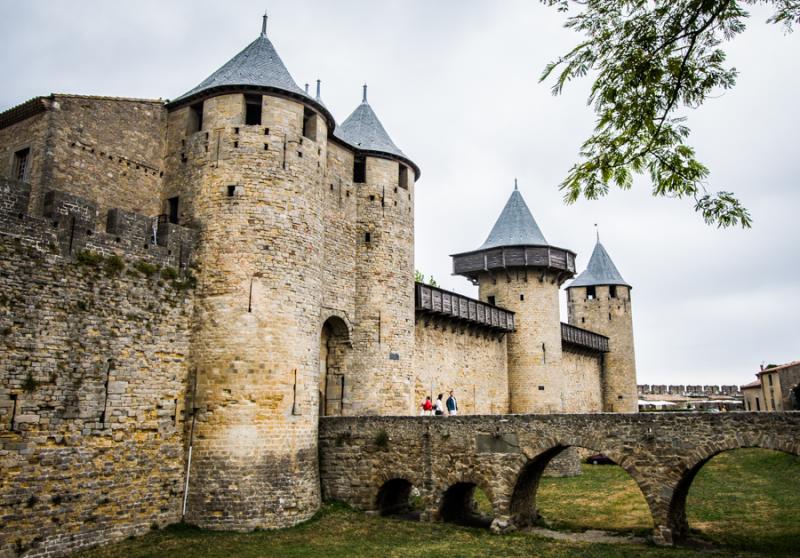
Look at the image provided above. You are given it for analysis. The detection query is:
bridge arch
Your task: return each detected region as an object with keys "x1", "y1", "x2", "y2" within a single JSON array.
[
  {"x1": 665, "y1": 439, "x2": 800, "y2": 543},
  {"x1": 439, "y1": 480, "x2": 495, "y2": 528},
  {"x1": 509, "y1": 443, "x2": 655, "y2": 530}
]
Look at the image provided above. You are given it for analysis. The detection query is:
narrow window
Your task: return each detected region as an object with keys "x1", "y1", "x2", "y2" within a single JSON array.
[
  {"x1": 13, "y1": 148, "x2": 30, "y2": 182},
  {"x1": 487, "y1": 296, "x2": 495, "y2": 306},
  {"x1": 369, "y1": 195, "x2": 375, "y2": 202},
  {"x1": 188, "y1": 102, "x2": 204, "y2": 133},
  {"x1": 245, "y1": 94, "x2": 262, "y2": 125},
  {"x1": 609, "y1": 285, "x2": 617, "y2": 298},
  {"x1": 586, "y1": 286, "x2": 596, "y2": 300},
  {"x1": 234, "y1": 127, "x2": 239, "y2": 135},
  {"x1": 233, "y1": 141, "x2": 239, "y2": 149},
  {"x1": 365, "y1": 232, "x2": 371, "y2": 243},
  {"x1": 768, "y1": 374, "x2": 773, "y2": 386},
  {"x1": 755, "y1": 397, "x2": 760, "y2": 411},
  {"x1": 353, "y1": 156, "x2": 366, "y2": 183},
  {"x1": 398, "y1": 164, "x2": 409, "y2": 189},
  {"x1": 302, "y1": 107, "x2": 317, "y2": 141},
  {"x1": 538, "y1": 385, "x2": 545, "y2": 391},
  {"x1": 581, "y1": 317, "x2": 585, "y2": 324},
  {"x1": 167, "y1": 196, "x2": 180, "y2": 224},
  {"x1": 519, "y1": 294, "x2": 524, "y2": 301},
  {"x1": 227, "y1": 185, "x2": 237, "y2": 197}
]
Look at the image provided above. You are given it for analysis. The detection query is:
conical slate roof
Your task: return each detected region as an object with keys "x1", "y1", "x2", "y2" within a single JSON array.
[
  {"x1": 333, "y1": 86, "x2": 406, "y2": 159},
  {"x1": 569, "y1": 241, "x2": 631, "y2": 288},
  {"x1": 479, "y1": 185, "x2": 548, "y2": 249},
  {"x1": 171, "y1": 22, "x2": 308, "y2": 104}
]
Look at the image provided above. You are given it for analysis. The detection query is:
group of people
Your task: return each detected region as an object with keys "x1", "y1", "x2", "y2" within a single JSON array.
[{"x1": 420, "y1": 391, "x2": 458, "y2": 416}]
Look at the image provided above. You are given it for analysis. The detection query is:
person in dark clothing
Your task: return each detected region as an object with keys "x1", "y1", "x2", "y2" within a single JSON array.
[{"x1": 446, "y1": 390, "x2": 458, "y2": 416}]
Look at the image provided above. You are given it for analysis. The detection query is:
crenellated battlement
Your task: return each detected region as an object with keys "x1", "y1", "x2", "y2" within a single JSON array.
[{"x1": 0, "y1": 178, "x2": 194, "y2": 269}]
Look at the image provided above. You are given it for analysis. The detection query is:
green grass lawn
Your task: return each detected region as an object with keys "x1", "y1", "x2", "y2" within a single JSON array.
[{"x1": 76, "y1": 449, "x2": 799, "y2": 558}]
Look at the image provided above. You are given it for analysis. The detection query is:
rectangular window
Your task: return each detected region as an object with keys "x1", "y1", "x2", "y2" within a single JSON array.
[
  {"x1": 188, "y1": 102, "x2": 204, "y2": 133},
  {"x1": 302, "y1": 107, "x2": 317, "y2": 141},
  {"x1": 755, "y1": 397, "x2": 760, "y2": 411},
  {"x1": 487, "y1": 296, "x2": 495, "y2": 306},
  {"x1": 167, "y1": 196, "x2": 180, "y2": 224},
  {"x1": 245, "y1": 94, "x2": 262, "y2": 125},
  {"x1": 364, "y1": 232, "x2": 371, "y2": 243},
  {"x1": 13, "y1": 148, "x2": 30, "y2": 182},
  {"x1": 586, "y1": 286, "x2": 596, "y2": 300},
  {"x1": 353, "y1": 156, "x2": 366, "y2": 183},
  {"x1": 768, "y1": 374, "x2": 773, "y2": 386},
  {"x1": 398, "y1": 164, "x2": 409, "y2": 189},
  {"x1": 609, "y1": 285, "x2": 617, "y2": 298}
]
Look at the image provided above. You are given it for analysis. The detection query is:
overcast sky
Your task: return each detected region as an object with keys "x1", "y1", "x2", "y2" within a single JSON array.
[{"x1": 2, "y1": 1, "x2": 798, "y2": 386}]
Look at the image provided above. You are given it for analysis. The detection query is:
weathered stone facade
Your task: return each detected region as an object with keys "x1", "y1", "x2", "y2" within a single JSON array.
[
  {"x1": 568, "y1": 285, "x2": 638, "y2": 412},
  {"x1": 0, "y1": 181, "x2": 194, "y2": 558},
  {"x1": 0, "y1": 18, "x2": 646, "y2": 557},
  {"x1": 319, "y1": 413, "x2": 800, "y2": 545}
]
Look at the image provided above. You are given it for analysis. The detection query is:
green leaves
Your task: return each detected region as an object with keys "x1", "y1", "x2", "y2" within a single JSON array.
[{"x1": 541, "y1": 0, "x2": 799, "y2": 228}]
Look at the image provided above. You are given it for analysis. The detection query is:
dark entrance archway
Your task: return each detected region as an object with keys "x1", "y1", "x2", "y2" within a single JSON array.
[
  {"x1": 319, "y1": 316, "x2": 350, "y2": 416},
  {"x1": 439, "y1": 482, "x2": 494, "y2": 528},
  {"x1": 376, "y1": 478, "x2": 421, "y2": 519}
]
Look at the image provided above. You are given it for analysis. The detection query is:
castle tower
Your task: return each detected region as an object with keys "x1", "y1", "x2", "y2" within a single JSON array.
[
  {"x1": 567, "y1": 240, "x2": 638, "y2": 412},
  {"x1": 451, "y1": 183, "x2": 576, "y2": 413},
  {"x1": 334, "y1": 86, "x2": 420, "y2": 415},
  {"x1": 162, "y1": 16, "x2": 337, "y2": 529}
]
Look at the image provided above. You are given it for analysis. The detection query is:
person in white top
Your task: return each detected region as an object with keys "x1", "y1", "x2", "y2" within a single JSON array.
[{"x1": 433, "y1": 393, "x2": 445, "y2": 416}]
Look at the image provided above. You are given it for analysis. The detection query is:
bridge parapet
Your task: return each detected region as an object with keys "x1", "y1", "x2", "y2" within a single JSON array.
[{"x1": 319, "y1": 413, "x2": 800, "y2": 545}]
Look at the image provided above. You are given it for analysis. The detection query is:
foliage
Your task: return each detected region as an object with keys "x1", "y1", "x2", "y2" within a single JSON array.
[
  {"x1": 414, "y1": 270, "x2": 439, "y2": 287},
  {"x1": 22, "y1": 372, "x2": 38, "y2": 393},
  {"x1": 161, "y1": 267, "x2": 179, "y2": 281},
  {"x1": 540, "y1": 0, "x2": 800, "y2": 228},
  {"x1": 76, "y1": 250, "x2": 103, "y2": 266},
  {"x1": 373, "y1": 429, "x2": 390, "y2": 449},
  {"x1": 133, "y1": 261, "x2": 159, "y2": 277},
  {"x1": 104, "y1": 255, "x2": 126, "y2": 275}
]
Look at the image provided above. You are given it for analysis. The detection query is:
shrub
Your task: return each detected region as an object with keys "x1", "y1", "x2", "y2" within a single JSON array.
[
  {"x1": 374, "y1": 429, "x2": 389, "y2": 449},
  {"x1": 161, "y1": 267, "x2": 178, "y2": 280},
  {"x1": 134, "y1": 261, "x2": 159, "y2": 277},
  {"x1": 75, "y1": 250, "x2": 103, "y2": 266},
  {"x1": 104, "y1": 255, "x2": 125, "y2": 274},
  {"x1": 22, "y1": 372, "x2": 38, "y2": 393}
]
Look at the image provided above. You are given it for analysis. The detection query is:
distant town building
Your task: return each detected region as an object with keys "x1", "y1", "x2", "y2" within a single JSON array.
[{"x1": 740, "y1": 361, "x2": 800, "y2": 412}]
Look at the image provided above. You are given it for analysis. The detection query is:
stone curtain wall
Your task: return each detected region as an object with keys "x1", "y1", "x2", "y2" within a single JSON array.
[
  {"x1": 319, "y1": 413, "x2": 800, "y2": 545},
  {"x1": 0, "y1": 109, "x2": 47, "y2": 203},
  {"x1": 41, "y1": 96, "x2": 166, "y2": 218},
  {"x1": 413, "y1": 321, "x2": 509, "y2": 414},
  {"x1": 0, "y1": 184, "x2": 194, "y2": 557},
  {"x1": 560, "y1": 349, "x2": 603, "y2": 412}
]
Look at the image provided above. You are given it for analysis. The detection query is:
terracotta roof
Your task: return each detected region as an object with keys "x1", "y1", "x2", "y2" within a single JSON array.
[
  {"x1": 741, "y1": 380, "x2": 762, "y2": 389},
  {"x1": 757, "y1": 361, "x2": 800, "y2": 376},
  {"x1": 0, "y1": 96, "x2": 48, "y2": 130}
]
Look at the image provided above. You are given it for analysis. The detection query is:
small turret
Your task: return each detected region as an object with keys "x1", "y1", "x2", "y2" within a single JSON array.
[
  {"x1": 336, "y1": 86, "x2": 420, "y2": 414},
  {"x1": 567, "y1": 239, "x2": 638, "y2": 412},
  {"x1": 452, "y1": 182, "x2": 576, "y2": 413}
]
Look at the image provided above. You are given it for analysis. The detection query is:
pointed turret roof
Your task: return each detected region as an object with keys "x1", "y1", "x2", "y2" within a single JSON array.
[
  {"x1": 569, "y1": 241, "x2": 631, "y2": 288},
  {"x1": 333, "y1": 84, "x2": 419, "y2": 178},
  {"x1": 167, "y1": 15, "x2": 333, "y2": 127},
  {"x1": 334, "y1": 85, "x2": 405, "y2": 158},
  {"x1": 479, "y1": 183, "x2": 548, "y2": 249}
]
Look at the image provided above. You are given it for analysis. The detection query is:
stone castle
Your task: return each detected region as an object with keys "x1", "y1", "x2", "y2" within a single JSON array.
[{"x1": 0, "y1": 16, "x2": 636, "y2": 556}]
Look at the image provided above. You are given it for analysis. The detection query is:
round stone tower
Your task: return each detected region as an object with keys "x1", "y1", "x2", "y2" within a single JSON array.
[
  {"x1": 451, "y1": 182, "x2": 576, "y2": 413},
  {"x1": 566, "y1": 240, "x2": 638, "y2": 412},
  {"x1": 163, "y1": 16, "x2": 337, "y2": 529},
  {"x1": 334, "y1": 85, "x2": 420, "y2": 415}
]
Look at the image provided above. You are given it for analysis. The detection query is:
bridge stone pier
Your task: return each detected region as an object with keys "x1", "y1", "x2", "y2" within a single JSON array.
[{"x1": 319, "y1": 413, "x2": 800, "y2": 545}]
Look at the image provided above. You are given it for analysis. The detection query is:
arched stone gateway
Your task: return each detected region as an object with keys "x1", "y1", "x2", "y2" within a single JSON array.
[
  {"x1": 318, "y1": 413, "x2": 800, "y2": 546},
  {"x1": 319, "y1": 315, "x2": 352, "y2": 417}
]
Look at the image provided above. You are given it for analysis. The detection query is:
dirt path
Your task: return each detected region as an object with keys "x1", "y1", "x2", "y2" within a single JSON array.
[{"x1": 524, "y1": 527, "x2": 648, "y2": 545}]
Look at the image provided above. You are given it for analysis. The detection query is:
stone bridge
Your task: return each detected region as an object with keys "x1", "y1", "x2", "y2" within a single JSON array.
[{"x1": 319, "y1": 413, "x2": 800, "y2": 545}]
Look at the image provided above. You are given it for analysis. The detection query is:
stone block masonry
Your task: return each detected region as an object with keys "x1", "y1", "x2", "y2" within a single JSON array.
[
  {"x1": 319, "y1": 412, "x2": 800, "y2": 546},
  {"x1": 0, "y1": 183, "x2": 195, "y2": 558}
]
